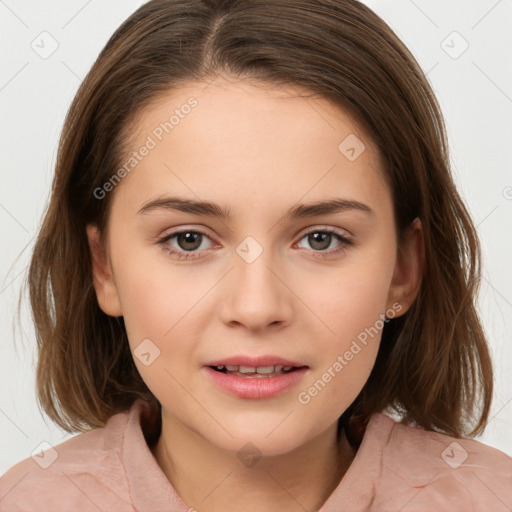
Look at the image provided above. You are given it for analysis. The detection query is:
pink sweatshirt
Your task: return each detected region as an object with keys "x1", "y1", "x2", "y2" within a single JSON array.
[{"x1": 1, "y1": 398, "x2": 511, "y2": 511}]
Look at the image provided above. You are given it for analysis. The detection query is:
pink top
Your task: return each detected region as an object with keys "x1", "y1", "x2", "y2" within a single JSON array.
[{"x1": 1, "y1": 399, "x2": 511, "y2": 511}]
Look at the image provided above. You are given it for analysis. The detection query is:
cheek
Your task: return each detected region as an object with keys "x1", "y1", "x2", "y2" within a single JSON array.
[
  {"x1": 112, "y1": 240, "x2": 208, "y2": 340},
  {"x1": 113, "y1": 257, "x2": 204, "y2": 398},
  {"x1": 296, "y1": 243, "x2": 395, "y2": 403},
  {"x1": 304, "y1": 247, "x2": 395, "y2": 343},
  {"x1": 295, "y1": 274, "x2": 388, "y2": 424},
  {"x1": 111, "y1": 246, "x2": 220, "y2": 389},
  {"x1": 116, "y1": 271, "x2": 175, "y2": 342}
]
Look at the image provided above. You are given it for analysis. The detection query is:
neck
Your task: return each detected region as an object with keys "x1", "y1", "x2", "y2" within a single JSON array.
[{"x1": 150, "y1": 411, "x2": 356, "y2": 512}]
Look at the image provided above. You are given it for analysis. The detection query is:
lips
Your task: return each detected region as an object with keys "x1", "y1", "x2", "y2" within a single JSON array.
[{"x1": 203, "y1": 364, "x2": 309, "y2": 399}]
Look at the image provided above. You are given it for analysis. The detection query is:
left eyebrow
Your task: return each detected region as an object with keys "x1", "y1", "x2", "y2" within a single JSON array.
[
  {"x1": 286, "y1": 198, "x2": 374, "y2": 219},
  {"x1": 137, "y1": 196, "x2": 374, "y2": 219}
]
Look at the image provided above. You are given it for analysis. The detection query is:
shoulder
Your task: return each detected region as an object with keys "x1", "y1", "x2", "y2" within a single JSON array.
[
  {"x1": 0, "y1": 404, "x2": 138, "y2": 512},
  {"x1": 371, "y1": 413, "x2": 512, "y2": 511}
]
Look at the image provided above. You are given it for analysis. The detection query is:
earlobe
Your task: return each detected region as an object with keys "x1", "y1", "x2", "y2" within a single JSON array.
[
  {"x1": 386, "y1": 218, "x2": 424, "y2": 316},
  {"x1": 86, "y1": 224, "x2": 123, "y2": 317}
]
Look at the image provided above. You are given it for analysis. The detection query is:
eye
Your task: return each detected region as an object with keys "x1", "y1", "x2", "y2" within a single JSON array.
[
  {"x1": 157, "y1": 229, "x2": 215, "y2": 260},
  {"x1": 296, "y1": 228, "x2": 353, "y2": 259},
  {"x1": 156, "y1": 227, "x2": 353, "y2": 261}
]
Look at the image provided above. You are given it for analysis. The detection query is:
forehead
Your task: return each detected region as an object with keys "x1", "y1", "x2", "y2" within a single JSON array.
[{"x1": 113, "y1": 77, "x2": 389, "y2": 220}]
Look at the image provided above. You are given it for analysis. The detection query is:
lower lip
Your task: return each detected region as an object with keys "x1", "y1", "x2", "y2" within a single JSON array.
[{"x1": 203, "y1": 366, "x2": 309, "y2": 399}]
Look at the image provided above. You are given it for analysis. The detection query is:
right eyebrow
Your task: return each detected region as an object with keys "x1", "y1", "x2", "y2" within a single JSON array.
[{"x1": 138, "y1": 196, "x2": 233, "y2": 218}]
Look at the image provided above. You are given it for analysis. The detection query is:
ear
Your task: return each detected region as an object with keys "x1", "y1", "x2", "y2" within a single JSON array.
[
  {"x1": 386, "y1": 217, "x2": 424, "y2": 316},
  {"x1": 86, "y1": 224, "x2": 123, "y2": 317}
]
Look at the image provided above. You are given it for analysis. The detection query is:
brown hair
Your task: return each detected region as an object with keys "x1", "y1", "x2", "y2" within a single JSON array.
[{"x1": 26, "y1": 0, "x2": 493, "y2": 438}]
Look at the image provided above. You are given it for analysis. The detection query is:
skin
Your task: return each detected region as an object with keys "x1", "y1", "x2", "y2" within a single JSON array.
[{"x1": 87, "y1": 75, "x2": 423, "y2": 512}]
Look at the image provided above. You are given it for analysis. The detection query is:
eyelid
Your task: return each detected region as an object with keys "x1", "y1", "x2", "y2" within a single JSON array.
[
  {"x1": 157, "y1": 225, "x2": 217, "y2": 241},
  {"x1": 299, "y1": 224, "x2": 352, "y2": 239},
  {"x1": 158, "y1": 224, "x2": 352, "y2": 241}
]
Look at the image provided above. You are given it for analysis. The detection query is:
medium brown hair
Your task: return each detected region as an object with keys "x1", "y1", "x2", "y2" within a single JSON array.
[{"x1": 26, "y1": 0, "x2": 493, "y2": 438}]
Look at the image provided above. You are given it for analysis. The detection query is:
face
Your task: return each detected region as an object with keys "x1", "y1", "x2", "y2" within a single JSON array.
[{"x1": 87, "y1": 76, "x2": 422, "y2": 456}]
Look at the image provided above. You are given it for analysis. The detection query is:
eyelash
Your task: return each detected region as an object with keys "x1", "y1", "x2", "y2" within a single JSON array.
[{"x1": 156, "y1": 227, "x2": 353, "y2": 261}]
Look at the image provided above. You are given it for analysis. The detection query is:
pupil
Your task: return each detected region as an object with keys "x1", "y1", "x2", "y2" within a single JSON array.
[
  {"x1": 179, "y1": 232, "x2": 201, "y2": 250},
  {"x1": 310, "y1": 232, "x2": 330, "y2": 250}
]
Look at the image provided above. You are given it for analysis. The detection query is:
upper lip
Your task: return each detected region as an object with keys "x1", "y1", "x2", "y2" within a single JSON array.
[{"x1": 204, "y1": 355, "x2": 307, "y2": 368}]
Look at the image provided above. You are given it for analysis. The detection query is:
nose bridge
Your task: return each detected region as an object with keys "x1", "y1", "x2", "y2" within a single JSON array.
[
  {"x1": 234, "y1": 234, "x2": 281, "y2": 295},
  {"x1": 220, "y1": 234, "x2": 292, "y2": 330}
]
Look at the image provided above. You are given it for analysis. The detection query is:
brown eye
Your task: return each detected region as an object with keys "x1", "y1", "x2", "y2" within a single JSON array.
[
  {"x1": 157, "y1": 229, "x2": 215, "y2": 260},
  {"x1": 297, "y1": 229, "x2": 352, "y2": 255},
  {"x1": 176, "y1": 232, "x2": 203, "y2": 251},
  {"x1": 306, "y1": 232, "x2": 332, "y2": 251}
]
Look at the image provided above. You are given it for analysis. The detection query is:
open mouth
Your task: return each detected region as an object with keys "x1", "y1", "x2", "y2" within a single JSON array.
[{"x1": 209, "y1": 364, "x2": 304, "y2": 378}]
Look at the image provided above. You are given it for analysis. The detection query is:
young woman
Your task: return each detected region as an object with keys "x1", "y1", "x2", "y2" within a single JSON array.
[{"x1": 1, "y1": 0, "x2": 510, "y2": 510}]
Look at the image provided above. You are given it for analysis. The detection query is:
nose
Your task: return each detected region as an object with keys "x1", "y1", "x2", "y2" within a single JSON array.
[{"x1": 218, "y1": 239, "x2": 293, "y2": 333}]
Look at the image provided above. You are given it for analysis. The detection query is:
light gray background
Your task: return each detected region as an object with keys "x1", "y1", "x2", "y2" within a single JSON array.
[{"x1": 1, "y1": 0, "x2": 511, "y2": 475}]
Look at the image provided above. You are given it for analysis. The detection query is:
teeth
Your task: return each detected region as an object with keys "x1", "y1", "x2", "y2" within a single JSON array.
[
  {"x1": 239, "y1": 365, "x2": 256, "y2": 373},
  {"x1": 213, "y1": 364, "x2": 297, "y2": 375},
  {"x1": 256, "y1": 366, "x2": 276, "y2": 374}
]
